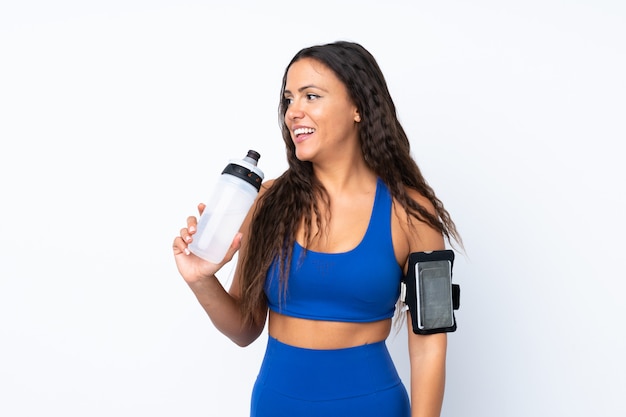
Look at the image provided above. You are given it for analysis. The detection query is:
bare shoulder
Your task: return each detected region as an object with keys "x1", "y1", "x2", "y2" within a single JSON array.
[
  {"x1": 259, "y1": 178, "x2": 276, "y2": 195},
  {"x1": 394, "y1": 186, "x2": 445, "y2": 256},
  {"x1": 250, "y1": 178, "x2": 277, "y2": 206}
]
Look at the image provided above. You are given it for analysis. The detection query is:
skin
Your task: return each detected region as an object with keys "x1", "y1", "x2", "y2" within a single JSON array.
[{"x1": 173, "y1": 57, "x2": 447, "y2": 417}]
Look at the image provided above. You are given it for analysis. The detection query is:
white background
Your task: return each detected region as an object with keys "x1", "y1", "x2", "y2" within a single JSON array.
[{"x1": 1, "y1": 1, "x2": 624, "y2": 416}]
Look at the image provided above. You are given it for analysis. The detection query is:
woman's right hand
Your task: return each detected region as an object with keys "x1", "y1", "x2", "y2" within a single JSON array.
[{"x1": 172, "y1": 203, "x2": 242, "y2": 285}]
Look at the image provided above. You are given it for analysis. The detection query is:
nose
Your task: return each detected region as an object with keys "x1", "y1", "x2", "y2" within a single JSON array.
[{"x1": 286, "y1": 100, "x2": 304, "y2": 121}]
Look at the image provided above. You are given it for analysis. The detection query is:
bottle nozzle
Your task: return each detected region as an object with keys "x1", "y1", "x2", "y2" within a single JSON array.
[{"x1": 244, "y1": 150, "x2": 261, "y2": 166}]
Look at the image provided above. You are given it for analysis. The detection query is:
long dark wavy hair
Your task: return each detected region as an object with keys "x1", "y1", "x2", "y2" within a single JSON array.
[{"x1": 238, "y1": 41, "x2": 462, "y2": 327}]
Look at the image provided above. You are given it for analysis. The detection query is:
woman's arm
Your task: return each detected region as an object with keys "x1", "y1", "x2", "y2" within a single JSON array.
[
  {"x1": 396, "y1": 188, "x2": 448, "y2": 417},
  {"x1": 172, "y1": 184, "x2": 271, "y2": 347},
  {"x1": 407, "y1": 328, "x2": 447, "y2": 417}
]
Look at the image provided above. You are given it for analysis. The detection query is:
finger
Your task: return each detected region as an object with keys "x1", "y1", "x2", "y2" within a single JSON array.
[
  {"x1": 180, "y1": 227, "x2": 193, "y2": 244},
  {"x1": 197, "y1": 203, "x2": 206, "y2": 216},
  {"x1": 231, "y1": 232, "x2": 243, "y2": 249},
  {"x1": 172, "y1": 236, "x2": 191, "y2": 256},
  {"x1": 186, "y1": 216, "x2": 198, "y2": 234}
]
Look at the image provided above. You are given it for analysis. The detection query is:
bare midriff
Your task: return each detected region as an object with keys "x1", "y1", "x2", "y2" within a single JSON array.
[{"x1": 268, "y1": 310, "x2": 392, "y2": 349}]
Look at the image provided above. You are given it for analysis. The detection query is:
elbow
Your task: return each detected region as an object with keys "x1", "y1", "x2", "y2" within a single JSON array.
[
  {"x1": 230, "y1": 323, "x2": 265, "y2": 348},
  {"x1": 232, "y1": 336, "x2": 255, "y2": 348}
]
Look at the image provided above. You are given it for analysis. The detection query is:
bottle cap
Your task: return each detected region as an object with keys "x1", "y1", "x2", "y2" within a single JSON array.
[{"x1": 221, "y1": 150, "x2": 264, "y2": 191}]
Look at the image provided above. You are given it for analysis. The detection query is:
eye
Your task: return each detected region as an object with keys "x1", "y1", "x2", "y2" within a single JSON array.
[
  {"x1": 283, "y1": 96, "x2": 294, "y2": 106},
  {"x1": 306, "y1": 93, "x2": 320, "y2": 101}
]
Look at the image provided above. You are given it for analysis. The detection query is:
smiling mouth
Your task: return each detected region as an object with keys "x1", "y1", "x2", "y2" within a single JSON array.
[{"x1": 293, "y1": 127, "x2": 315, "y2": 137}]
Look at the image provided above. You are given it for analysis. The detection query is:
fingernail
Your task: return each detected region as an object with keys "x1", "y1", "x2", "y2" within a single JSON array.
[
  {"x1": 184, "y1": 248, "x2": 190, "y2": 255},
  {"x1": 185, "y1": 236, "x2": 192, "y2": 243},
  {"x1": 189, "y1": 226, "x2": 196, "y2": 233}
]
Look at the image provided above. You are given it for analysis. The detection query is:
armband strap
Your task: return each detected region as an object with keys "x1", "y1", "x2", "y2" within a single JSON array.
[{"x1": 452, "y1": 283, "x2": 461, "y2": 310}]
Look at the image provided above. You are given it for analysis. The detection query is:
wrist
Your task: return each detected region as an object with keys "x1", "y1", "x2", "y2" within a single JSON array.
[{"x1": 186, "y1": 272, "x2": 218, "y2": 289}]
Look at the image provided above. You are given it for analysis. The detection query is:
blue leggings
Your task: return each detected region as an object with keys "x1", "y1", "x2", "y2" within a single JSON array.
[{"x1": 251, "y1": 336, "x2": 410, "y2": 417}]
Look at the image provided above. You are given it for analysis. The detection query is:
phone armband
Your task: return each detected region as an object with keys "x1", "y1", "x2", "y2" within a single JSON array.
[{"x1": 401, "y1": 250, "x2": 460, "y2": 335}]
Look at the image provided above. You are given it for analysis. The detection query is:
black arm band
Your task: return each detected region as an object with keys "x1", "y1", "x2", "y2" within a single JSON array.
[{"x1": 401, "y1": 250, "x2": 461, "y2": 335}]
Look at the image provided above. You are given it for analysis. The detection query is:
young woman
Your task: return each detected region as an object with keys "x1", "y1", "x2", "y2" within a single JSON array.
[{"x1": 173, "y1": 40, "x2": 461, "y2": 417}]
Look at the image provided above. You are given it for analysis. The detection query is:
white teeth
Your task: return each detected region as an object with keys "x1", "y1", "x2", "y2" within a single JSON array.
[{"x1": 294, "y1": 127, "x2": 315, "y2": 136}]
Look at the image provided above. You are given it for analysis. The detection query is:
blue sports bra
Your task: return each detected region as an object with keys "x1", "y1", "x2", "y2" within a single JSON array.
[{"x1": 264, "y1": 178, "x2": 403, "y2": 323}]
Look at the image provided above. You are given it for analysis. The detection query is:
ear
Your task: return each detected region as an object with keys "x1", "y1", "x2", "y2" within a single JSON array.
[{"x1": 354, "y1": 110, "x2": 361, "y2": 123}]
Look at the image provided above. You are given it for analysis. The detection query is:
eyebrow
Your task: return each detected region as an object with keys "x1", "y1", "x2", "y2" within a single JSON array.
[{"x1": 284, "y1": 85, "x2": 328, "y2": 95}]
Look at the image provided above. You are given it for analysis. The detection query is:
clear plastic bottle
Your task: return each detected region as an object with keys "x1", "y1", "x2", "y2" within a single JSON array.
[{"x1": 188, "y1": 150, "x2": 264, "y2": 263}]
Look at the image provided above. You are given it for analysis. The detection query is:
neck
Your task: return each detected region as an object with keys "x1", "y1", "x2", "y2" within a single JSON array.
[{"x1": 313, "y1": 164, "x2": 377, "y2": 196}]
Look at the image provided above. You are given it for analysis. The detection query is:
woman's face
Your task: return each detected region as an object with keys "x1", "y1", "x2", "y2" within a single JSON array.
[{"x1": 283, "y1": 58, "x2": 360, "y2": 163}]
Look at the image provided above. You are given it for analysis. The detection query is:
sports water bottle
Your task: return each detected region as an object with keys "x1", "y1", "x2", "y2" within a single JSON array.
[{"x1": 188, "y1": 150, "x2": 264, "y2": 263}]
